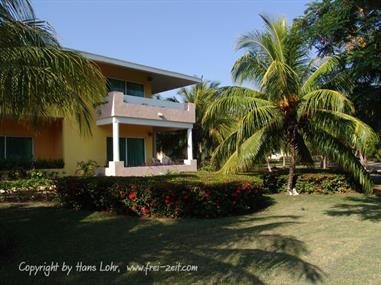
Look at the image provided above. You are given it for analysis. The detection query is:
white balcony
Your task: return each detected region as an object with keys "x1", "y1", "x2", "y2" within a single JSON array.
[{"x1": 96, "y1": 92, "x2": 195, "y2": 128}]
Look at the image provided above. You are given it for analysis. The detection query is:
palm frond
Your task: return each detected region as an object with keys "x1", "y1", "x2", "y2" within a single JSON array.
[
  {"x1": 203, "y1": 87, "x2": 270, "y2": 124},
  {"x1": 0, "y1": 47, "x2": 106, "y2": 134},
  {"x1": 303, "y1": 122, "x2": 373, "y2": 193},
  {"x1": 302, "y1": 56, "x2": 339, "y2": 93},
  {"x1": 309, "y1": 110, "x2": 380, "y2": 156},
  {"x1": 299, "y1": 89, "x2": 354, "y2": 115},
  {"x1": 236, "y1": 105, "x2": 283, "y2": 150},
  {"x1": 219, "y1": 128, "x2": 267, "y2": 173}
]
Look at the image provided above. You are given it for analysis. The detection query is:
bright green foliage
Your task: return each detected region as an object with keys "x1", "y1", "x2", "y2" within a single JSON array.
[
  {"x1": 262, "y1": 172, "x2": 356, "y2": 194},
  {"x1": 0, "y1": 0, "x2": 106, "y2": 133},
  {"x1": 178, "y1": 80, "x2": 235, "y2": 164},
  {"x1": 295, "y1": 0, "x2": 381, "y2": 133},
  {"x1": 204, "y1": 16, "x2": 379, "y2": 193}
]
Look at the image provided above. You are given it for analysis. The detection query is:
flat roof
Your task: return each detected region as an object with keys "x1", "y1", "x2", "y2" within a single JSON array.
[{"x1": 73, "y1": 50, "x2": 201, "y2": 94}]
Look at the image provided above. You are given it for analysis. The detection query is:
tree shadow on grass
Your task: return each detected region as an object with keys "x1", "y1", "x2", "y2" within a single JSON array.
[
  {"x1": 0, "y1": 204, "x2": 324, "y2": 285},
  {"x1": 325, "y1": 194, "x2": 381, "y2": 222}
]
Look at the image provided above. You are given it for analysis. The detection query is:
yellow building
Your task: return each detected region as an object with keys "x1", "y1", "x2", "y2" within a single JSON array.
[{"x1": 0, "y1": 51, "x2": 200, "y2": 176}]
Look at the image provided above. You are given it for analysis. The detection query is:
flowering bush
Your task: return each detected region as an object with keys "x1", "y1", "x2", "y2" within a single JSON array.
[
  {"x1": 262, "y1": 171, "x2": 357, "y2": 194},
  {"x1": 56, "y1": 176, "x2": 268, "y2": 218}
]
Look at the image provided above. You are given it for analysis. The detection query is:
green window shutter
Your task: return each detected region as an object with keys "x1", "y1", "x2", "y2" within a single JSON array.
[
  {"x1": 120, "y1": 138, "x2": 127, "y2": 167},
  {"x1": 126, "y1": 82, "x2": 144, "y2": 97},
  {"x1": 106, "y1": 137, "x2": 127, "y2": 166},
  {"x1": 127, "y1": 138, "x2": 145, "y2": 166},
  {"x1": 0, "y1": 137, "x2": 4, "y2": 159},
  {"x1": 106, "y1": 137, "x2": 113, "y2": 162},
  {"x1": 107, "y1": 78, "x2": 126, "y2": 93},
  {"x1": 6, "y1": 137, "x2": 33, "y2": 160}
]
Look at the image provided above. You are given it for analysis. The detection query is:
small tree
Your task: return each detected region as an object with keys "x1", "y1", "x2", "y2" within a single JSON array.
[{"x1": 204, "y1": 16, "x2": 379, "y2": 193}]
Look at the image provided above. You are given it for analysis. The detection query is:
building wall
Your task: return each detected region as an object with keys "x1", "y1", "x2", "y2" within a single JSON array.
[
  {"x1": 62, "y1": 118, "x2": 154, "y2": 175},
  {"x1": 0, "y1": 118, "x2": 63, "y2": 160},
  {"x1": 61, "y1": 65, "x2": 155, "y2": 174},
  {"x1": 1, "y1": 66, "x2": 156, "y2": 174}
]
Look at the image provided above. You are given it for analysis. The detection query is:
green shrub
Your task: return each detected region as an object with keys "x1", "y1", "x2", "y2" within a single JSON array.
[
  {"x1": 75, "y1": 160, "x2": 99, "y2": 176},
  {"x1": 262, "y1": 171, "x2": 356, "y2": 194},
  {"x1": 0, "y1": 158, "x2": 64, "y2": 171},
  {"x1": 56, "y1": 176, "x2": 269, "y2": 218}
]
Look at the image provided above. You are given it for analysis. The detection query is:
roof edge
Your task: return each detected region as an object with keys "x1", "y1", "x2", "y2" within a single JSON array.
[{"x1": 67, "y1": 48, "x2": 201, "y2": 84}]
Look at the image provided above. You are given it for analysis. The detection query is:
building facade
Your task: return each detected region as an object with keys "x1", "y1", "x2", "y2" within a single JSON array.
[{"x1": 0, "y1": 51, "x2": 200, "y2": 176}]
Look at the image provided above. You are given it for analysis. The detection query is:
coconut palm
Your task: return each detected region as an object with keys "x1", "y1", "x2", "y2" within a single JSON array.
[
  {"x1": 178, "y1": 79, "x2": 234, "y2": 163},
  {"x1": 204, "y1": 16, "x2": 379, "y2": 193},
  {"x1": 0, "y1": 0, "x2": 106, "y2": 133}
]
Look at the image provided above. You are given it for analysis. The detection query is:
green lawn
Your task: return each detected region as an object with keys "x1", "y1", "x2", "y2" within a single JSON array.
[{"x1": 1, "y1": 194, "x2": 381, "y2": 284}]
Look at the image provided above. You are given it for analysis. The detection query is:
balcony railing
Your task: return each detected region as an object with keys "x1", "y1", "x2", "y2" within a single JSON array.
[
  {"x1": 123, "y1": 95, "x2": 187, "y2": 110},
  {"x1": 96, "y1": 92, "x2": 195, "y2": 125}
]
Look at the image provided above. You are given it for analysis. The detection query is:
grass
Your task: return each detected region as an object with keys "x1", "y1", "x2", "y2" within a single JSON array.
[{"x1": 1, "y1": 194, "x2": 381, "y2": 284}]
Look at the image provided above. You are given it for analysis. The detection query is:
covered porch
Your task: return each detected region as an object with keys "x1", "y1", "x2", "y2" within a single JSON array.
[
  {"x1": 95, "y1": 92, "x2": 197, "y2": 176},
  {"x1": 96, "y1": 118, "x2": 196, "y2": 176}
]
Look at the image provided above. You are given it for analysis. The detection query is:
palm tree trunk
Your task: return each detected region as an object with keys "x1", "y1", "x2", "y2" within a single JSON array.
[
  {"x1": 287, "y1": 142, "x2": 297, "y2": 194},
  {"x1": 287, "y1": 124, "x2": 298, "y2": 195},
  {"x1": 359, "y1": 151, "x2": 368, "y2": 168},
  {"x1": 320, "y1": 156, "x2": 327, "y2": 169},
  {"x1": 266, "y1": 157, "x2": 272, "y2": 172},
  {"x1": 281, "y1": 149, "x2": 286, "y2": 167},
  {"x1": 323, "y1": 156, "x2": 327, "y2": 169}
]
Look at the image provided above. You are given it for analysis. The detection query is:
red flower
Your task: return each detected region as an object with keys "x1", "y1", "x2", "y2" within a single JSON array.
[
  {"x1": 119, "y1": 191, "x2": 125, "y2": 198},
  {"x1": 141, "y1": 207, "x2": 150, "y2": 215},
  {"x1": 204, "y1": 191, "x2": 210, "y2": 198},
  {"x1": 128, "y1": 191, "x2": 136, "y2": 200}
]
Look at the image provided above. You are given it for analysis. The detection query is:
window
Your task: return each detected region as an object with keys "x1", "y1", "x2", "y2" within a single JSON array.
[
  {"x1": 107, "y1": 78, "x2": 125, "y2": 93},
  {"x1": 0, "y1": 137, "x2": 4, "y2": 159},
  {"x1": 106, "y1": 137, "x2": 145, "y2": 167},
  {"x1": 0, "y1": 136, "x2": 33, "y2": 160},
  {"x1": 126, "y1": 82, "x2": 144, "y2": 97},
  {"x1": 107, "y1": 78, "x2": 144, "y2": 97}
]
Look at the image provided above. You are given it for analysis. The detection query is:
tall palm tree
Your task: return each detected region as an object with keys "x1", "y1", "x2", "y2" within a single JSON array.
[
  {"x1": 0, "y1": 0, "x2": 106, "y2": 133},
  {"x1": 178, "y1": 79, "x2": 234, "y2": 163},
  {"x1": 204, "y1": 16, "x2": 379, "y2": 193}
]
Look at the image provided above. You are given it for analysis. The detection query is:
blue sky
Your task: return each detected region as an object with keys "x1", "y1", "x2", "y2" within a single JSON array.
[{"x1": 33, "y1": 0, "x2": 310, "y2": 98}]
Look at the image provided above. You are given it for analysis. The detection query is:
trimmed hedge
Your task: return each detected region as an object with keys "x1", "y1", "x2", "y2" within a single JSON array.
[
  {"x1": 262, "y1": 172, "x2": 357, "y2": 194},
  {"x1": 0, "y1": 158, "x2": 64, "y2": 171},
  {"x1": 56, "y1": 176, "x2": 268, "y2": 218}
]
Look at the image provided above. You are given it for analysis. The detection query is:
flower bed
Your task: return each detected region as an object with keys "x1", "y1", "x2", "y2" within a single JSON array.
[
  {"x1": 56, "y1": 176, "x2": 268, "y2": 218},
  {"x1": 0, "y1": 178, "x2": 57, "y2": 202}
]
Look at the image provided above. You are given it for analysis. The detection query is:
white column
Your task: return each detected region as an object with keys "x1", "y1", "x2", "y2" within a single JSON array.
[
  {"x1": 186, "y1": 128, "x2": 193, "y2": 162},
  {"x1": 112, "y1": 117, "x2": 120, "y2": 161}
]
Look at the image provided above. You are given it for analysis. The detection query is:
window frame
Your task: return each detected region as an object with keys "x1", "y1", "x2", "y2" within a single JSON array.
[
  {"x1": 107, "y1": 77, "x2": 145, "y2": 97},
  {"x1": 106, "y1": 136, "x2": 146, "y2": 167},
  {"x1": 0, "y1": 136, "x2": 34, "y2": 159}
]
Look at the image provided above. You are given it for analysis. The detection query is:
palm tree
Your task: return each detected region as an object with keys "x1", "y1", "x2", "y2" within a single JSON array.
[
  {"x1": 178, "y1": 79, "x2": 234, "y2": 164},
  {"x1": 204, "y1": 16, "x2": 379, "y2": 193},
  {"x1": 0, "y1": 0, "x2": 106, "y2": 133}
]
